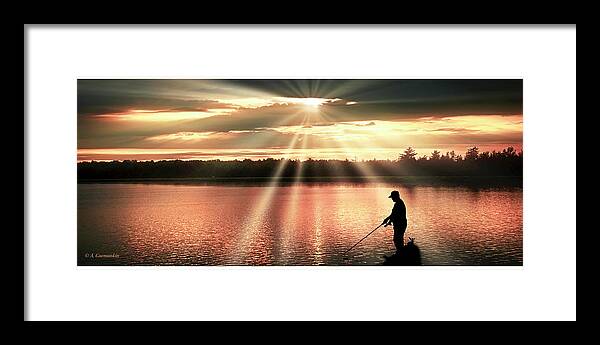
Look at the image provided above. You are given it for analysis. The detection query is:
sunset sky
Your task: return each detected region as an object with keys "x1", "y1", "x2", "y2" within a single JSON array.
[{"x1": 77, "y1": 79, "x2": 522, "y2": 161}]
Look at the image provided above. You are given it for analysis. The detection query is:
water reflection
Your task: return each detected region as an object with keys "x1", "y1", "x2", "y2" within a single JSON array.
[{"x1": 78, "y1": 180, "x2": 523, "y2": 266}]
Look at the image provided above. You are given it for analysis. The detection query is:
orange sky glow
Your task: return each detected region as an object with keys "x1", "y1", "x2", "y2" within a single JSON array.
[{"x1": 78, "y1": 80, "x2": 522, "y2": 162}]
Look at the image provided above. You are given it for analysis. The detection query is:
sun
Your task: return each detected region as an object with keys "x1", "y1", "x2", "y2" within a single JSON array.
[
  {"x1": 301, "y1": 98, "x2": 325, "y2": 108},
  {"x1": 290, "y1": 97, "x2": 327, "y2": 109},
  {"x1": 276, "y1": 97, "x2": 340, "y2": 109}
]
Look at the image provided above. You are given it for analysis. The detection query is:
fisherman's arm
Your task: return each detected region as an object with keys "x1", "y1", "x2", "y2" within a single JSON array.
[{"x1": 382, "y1": 214, "x2": 393, "y2": 226}]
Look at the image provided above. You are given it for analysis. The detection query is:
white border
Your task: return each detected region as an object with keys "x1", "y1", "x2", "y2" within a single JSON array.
[{"x1": 26, "y1": 25, "x2": 576, "y2": 321}]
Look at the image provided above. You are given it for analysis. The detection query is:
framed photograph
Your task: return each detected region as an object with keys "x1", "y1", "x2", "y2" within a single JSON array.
[
  {"x1": 25, "y1": 25, "x2": 576, "y2": 321},
  {"x1": 77, "y1": 78, "x2": 523, "y2": 267}
]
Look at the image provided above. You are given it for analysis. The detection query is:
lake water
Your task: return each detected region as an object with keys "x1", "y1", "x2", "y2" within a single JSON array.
[{"x1": 78, "y1": 179, "x2": 523, "y2": 266}]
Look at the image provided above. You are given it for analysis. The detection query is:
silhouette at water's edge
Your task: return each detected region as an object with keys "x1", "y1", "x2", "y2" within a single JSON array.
[{"x1": 382, "y1": 238, "x2": 422, "y2": 265}]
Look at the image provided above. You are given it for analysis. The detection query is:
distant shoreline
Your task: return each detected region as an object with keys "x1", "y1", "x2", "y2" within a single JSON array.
[{"x1": 77, "y1": 175, "x2": 523, "y2": 187}]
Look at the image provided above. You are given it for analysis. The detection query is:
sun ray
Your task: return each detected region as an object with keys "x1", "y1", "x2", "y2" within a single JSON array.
[
  {"x1": 283, "y1": 80, "x2": 305, "y2": 98},
  {"x1": 275, "y1": 118, "x2": 312, "y2": 263},
  {"x1": 319, "y1": 80, "x2": 380, "y2": 100},
  {"x1": 312, "y1": 79, "x2": 321, "y2": 98},
  {"x1": 230, "y1": 107, "x2": 308, "y2": 153},
  {"x1": 318, "y1": 107, "x2": 384, "y2": 181},
  {"x1": 311, "y1": 184, "x2": 324, "y2": 265},
  {"x1": 277, "y1": 176, "x2": 301, "y2": 264},
  {"x1": 231, "y1": 111, "x2": 311, "y2": 264}
]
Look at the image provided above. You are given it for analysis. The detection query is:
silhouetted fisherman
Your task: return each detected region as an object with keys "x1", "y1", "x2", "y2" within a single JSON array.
[{"x1": 382, "y1": 190, "x2": 407, "y2": 253}]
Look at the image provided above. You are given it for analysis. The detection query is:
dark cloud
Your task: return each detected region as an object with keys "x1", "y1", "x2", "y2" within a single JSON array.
[
  {"x1": 78, "y1": 94, "x2": 234, "y2": 116},
  {"x1": 225, "y1": 79, "x2": 523, "y2": 114},
  {"x1": 77, "y1": 150, "x2": 292, "y2": 161},
  {"x1": 427, "y1": 127, "x2": 481, "y2": 133},
  {"x1": 79, "y1": 127, "x2": 331, "y2": 151},
  {"x1": 341, "y1": 121, "x2": 376, "y2": 127},
  {"x1": 78, "y1": 99, "x2": 522, "y2": 148},
  {"x1": 79, "y1": 79, "x2": 522, "y2": 118},
  {"x1": 310, "y1": 123, "x2": 337, "y2": 127},
  {"x1": 319, "y1": 98, "x2": 520, "y2": 122},
  {"x1": 78, "y1": 79, "x2": 238, "y2": 116}
]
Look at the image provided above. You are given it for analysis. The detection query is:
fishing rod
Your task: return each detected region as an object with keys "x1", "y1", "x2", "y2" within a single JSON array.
[{"x1": 342, "y1": 223, "x2": 386, "y2": 257}]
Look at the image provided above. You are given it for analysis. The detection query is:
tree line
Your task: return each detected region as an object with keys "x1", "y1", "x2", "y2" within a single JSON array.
[{"x1": 78, "y1": 146, "x2": 523, "y2": 180}]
